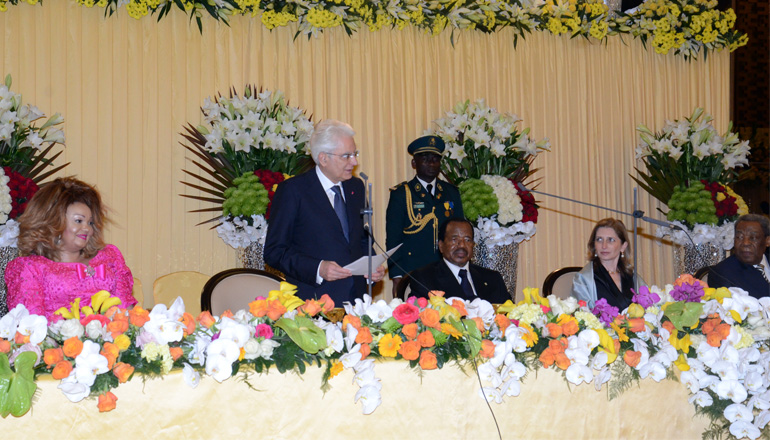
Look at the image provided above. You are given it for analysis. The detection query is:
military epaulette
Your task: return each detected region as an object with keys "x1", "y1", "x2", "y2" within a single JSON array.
[{"x1": 390, "y1": 181, "x2": 407, "y2": 191}]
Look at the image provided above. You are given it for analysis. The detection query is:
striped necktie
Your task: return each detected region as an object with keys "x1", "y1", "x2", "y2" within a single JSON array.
[{"x1": 755, "y1": 264, "x2": 770, "y2": 283}]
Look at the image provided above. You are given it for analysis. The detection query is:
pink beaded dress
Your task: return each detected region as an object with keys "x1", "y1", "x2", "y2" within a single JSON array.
[{"x1": 5, "y1": 244, "x2": 137, "y2": 321}]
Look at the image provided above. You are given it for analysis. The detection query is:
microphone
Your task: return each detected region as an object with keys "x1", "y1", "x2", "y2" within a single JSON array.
[{"x1": 359, "y1": 172, "x2": 373, "y2": 232}]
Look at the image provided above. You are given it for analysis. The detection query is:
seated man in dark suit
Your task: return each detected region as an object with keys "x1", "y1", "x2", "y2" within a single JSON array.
[
  {"x1": 407, "y1": 218, "x2": 510, "y2": 304},
  {"x1": 264, "y1": 119, "x2": 385, "y2": 304},
  {"x1": 709, "y1": 214, "x2": 770, "y2": 298}
]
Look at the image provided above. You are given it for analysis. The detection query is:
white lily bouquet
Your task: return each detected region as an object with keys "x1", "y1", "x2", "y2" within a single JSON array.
[
  {"x1": 429, "y1": 99, "x2": 549, "y2": 248},
  {"x1": 181, "y1": 86, "x2": 313, "y2": 248},
  {"x1": 0, "y1": 74, "x2": 67, "y2": 247}
]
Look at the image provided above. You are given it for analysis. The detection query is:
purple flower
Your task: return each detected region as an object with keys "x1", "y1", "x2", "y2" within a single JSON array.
[
  {"x1": 591, "y1": 299, "x2": 619, "y2": 326},
  {"x1": 255, "y1": 323, "x2": 274, "y2": 339},
  {"x1": 631, "y1": 286, "x2": 660, "y2": 308},
  {"x1": 670, "y1": 282, "x2": 704, "y2": 303}
]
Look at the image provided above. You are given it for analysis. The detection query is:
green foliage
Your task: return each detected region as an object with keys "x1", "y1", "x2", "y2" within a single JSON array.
[
  {"x1": 274, "y1": 316, "x2": 328, "y2": 354},
  {"x1": 459, "y1": 178, "x2": 498, "y2": 222},
  {"x1": 664, "y1": 301, "x2": 704, "y2": 332},
  {"x1": 0, "y1": 352, "x2": 37, "y2": 418},
  {"x1": 222, "y1": 172, "x2": 270, "y2": 217},
  {"x1": 666, "y1": 181, "x2": 718, "y2": 228}
]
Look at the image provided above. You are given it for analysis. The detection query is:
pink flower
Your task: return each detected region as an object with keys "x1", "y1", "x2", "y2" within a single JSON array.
[
  {"x1": 255, "y1": 323, "x2": 273, "y2": 339},
  {"x1": 392, "y1": 303, "x2": 420, "y2": 325},
  {"x1": 416, "y1": 298, "x2": 428, "y2": 309}
]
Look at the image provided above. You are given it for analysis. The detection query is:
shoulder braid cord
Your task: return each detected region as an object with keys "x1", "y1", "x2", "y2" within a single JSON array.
[{"x1": 403, "y1": 185, "x2": 438, "y2": 250}]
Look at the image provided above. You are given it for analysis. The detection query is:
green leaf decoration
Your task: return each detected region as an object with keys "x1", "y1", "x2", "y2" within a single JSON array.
[
  {"x1": 664, "y1": 302, "x2": 704, "y2": 332},
  {"x1": 275, "y1": 316, "x2": 327, "y2": 354},
  {"x1": 0, "y1": 352, "x2": 38, "y2": 418},
  {"x1": 379, "y1": 317, "x2": 402, "y2": 334}
]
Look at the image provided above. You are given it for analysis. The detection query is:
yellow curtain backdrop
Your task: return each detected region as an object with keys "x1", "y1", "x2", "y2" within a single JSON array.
[{"x1": 0, "y1": 2, "x2": 731, "y2": 305}]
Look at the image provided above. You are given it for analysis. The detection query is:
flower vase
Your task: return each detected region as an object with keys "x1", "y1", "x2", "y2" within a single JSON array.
[
  {"x1": 473, "y1": 237, "x2": 518, "y2": 301},
  {"x1": 0, "y1": 246, "x2": 19, "y2": 317},
  {"x1": 238, "y1": 241, "x2": 284, "y2": 278},
  {"x1": 673, "y1": 242, "x2": 726, "y2": 276}
]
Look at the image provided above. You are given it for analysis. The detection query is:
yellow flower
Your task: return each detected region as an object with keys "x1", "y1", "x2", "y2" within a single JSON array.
[
  {"x1": 669, "y1": 332, "x2": 691, "y2": 354},
  {"x1": 703, "y1": 287, "x2": 731, "y2": 303},
  {"x1": 595, "y1": 328, "x2": 618, "y2": 364},
  {"x1": 114, "y1": 334, "x2": 131, "y2": 351},
  {"x1": 440, "y1": 322, "x2": 463, "y2": 339},
  {"x1": 519, "y1": 323, "x2": 538, "y2": 347},
  {"x1": 674, "y1": 354, "x2": 690, "y2": 371},
  {"x1": 377, "y1": 334, "x2": 402, "y2": 357},
  {"x1": 626, "y1": 303, "x2": 645, "y2": 318},
  {"x1": 329, "y1": 361, "x2": 344, "y2": 379}
]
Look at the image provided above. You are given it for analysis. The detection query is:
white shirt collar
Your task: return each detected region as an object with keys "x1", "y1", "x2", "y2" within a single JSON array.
[
  {"x1": 316, "y1": 166, "x2": 344, "y2": 205},
  {"x1": 443, "y1": 258, "x2": 476, "y2": 296},
  {"x1": 416, "y1": 177, "x2": 436, "y2": 194}
]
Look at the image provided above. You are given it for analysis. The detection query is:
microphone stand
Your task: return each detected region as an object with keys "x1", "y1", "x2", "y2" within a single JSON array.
[
  {"x1": 517, "y1": 184, "x2": 682, "y2": 291},
  {"x1": 360, "y1": 173, "x2": 374, "y2": 297}
]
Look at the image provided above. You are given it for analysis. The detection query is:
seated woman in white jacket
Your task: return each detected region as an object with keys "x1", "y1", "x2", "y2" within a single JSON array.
[{"x1": 571, "y1": 218, "x2": 643, "y2": 310}]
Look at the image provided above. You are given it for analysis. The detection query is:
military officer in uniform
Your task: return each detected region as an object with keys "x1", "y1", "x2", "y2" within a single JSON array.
[{"x1": 385, "y1": 135, "x2": 464, "y2": 297}]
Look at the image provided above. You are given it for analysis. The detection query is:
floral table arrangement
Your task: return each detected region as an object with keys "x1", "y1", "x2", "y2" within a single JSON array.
[
  {"x1": 632, "y1": 107, "x2": 751, "y2": 273},
  {"x1": 0, "y1": 74, "x2": 67, "y2": 316},
  {"x1": 11, "y1": 1, "x2": 747, "y2": 61},
  {"x1": 2, "y1": 274, "x2": 767, "y2": 439},
  {"x1": 180, "y1": 86, "x2": 313, "y2": 266},
  {"x1": 428, "y1": 98, "x2": 549, "y2": 293}
]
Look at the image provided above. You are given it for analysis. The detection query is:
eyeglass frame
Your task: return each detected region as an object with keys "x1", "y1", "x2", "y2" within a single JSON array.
[{"x1": 324, "y1": 150, "x2": 360, "y2": 160}]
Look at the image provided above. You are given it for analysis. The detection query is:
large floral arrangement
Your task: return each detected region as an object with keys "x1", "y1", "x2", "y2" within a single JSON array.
[
  {"x1": 1, "y1": 276, "x2": 769, "y2": 438},
  {"x1": 181, "y1": 86, "x2": 313, "y2": 248},
  {"x1": 429, "y1": 99, "x2": 549, "y2": 247},
  {"x1": 0, "y1": 74, "x2": 67, "y2": 247},
  {"x1": 7, "y1": 1, "x2": 746, "y2": 60},
  {"x1": 633, "y1": 107, "x2": 750, "y2": 247}
]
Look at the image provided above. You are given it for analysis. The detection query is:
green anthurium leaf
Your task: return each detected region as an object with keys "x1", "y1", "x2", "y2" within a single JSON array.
[
  {"x1": 379, "y1": 317, "x2": 401, "y2": 334},
  {"x1": 664, "y1": 302, "x2": 704, "y2": 332},
  {"x1": 275, "y1": 316, "x2": 327, "y2": 354},
  {"x1": 0, "y1": 352, "x2": 37, "y2": 418}
]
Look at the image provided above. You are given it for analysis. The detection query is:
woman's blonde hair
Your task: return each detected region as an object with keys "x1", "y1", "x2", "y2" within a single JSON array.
[{"x1": 17, "y1": 177, "x2": 107, "y2": 260}]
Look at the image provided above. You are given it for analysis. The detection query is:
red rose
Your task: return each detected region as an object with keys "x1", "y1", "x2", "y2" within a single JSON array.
[{"x1": 392, "y1": 303, "x2": 420, "y2": 325}]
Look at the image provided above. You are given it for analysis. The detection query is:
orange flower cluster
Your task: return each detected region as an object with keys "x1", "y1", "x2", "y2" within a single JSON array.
[
  {"x1": 249, "y1": 298, "x2": 287, "y2": 320},
  {"x1": 539, "y1": 338, "x2": 570, "y2": 370},
  {"x1": 701, "y1": 314, "x2": 731, "y2": 347}
]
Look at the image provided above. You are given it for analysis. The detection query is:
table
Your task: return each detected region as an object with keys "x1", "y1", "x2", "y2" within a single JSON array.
[{"x1": 6, "y1": 362, "x2": 709, "y2": 439}]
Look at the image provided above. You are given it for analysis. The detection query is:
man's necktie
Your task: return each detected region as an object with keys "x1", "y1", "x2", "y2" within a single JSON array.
[
  {"x1": 426, "y1": 184, "x2": 433, "y2": 197},
  {"x1": 331, "y1": 185, "x2": 349, "y2": 242},
  {"x1": 755, "y1": 265, "x2": 770, "y2": 283},
  {"x1": 458, "y1": 269, "x2": 474, "y2": 298}
]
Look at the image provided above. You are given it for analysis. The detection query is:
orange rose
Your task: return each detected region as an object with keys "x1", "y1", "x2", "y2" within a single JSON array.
[
  {"x1": 342, "y1": 315, "x2": 362, "y2": 332},
  {"x1": 623, "y1": 350, "x2": 642, "y2": 368},
  {"x1": 221, "y1": 310, "x2": 234, "y2": 319},
  {"x1": 420, "y1": 308, "x2": 441, "y2": 329},
  {"x1": 628, "y1": 318, "x2": 646, "y2": 333},
  {"x1": 450, "y1": 299, "x2": 468, "y2": 317},
  {"x1": 317, "y1": 294, "x2": 335, "y2": 313},
  {"x1": 554, "y1": 352, "x2": 571, "y2": 370},
  {"x1": 197, "y1": 311, "x2": 216, "y2": 328},
  {"x1": 44, "y1": 348, "x2": 64, "y2": 367},
  {"x1": 359, "y1": 343, "x2": 371, "y2": 361},
  {"x1": 557, "y1": 316, "x2": 579, "y2": 337},
  {"x1": 266, "y1": 300, "x2": 287, "y2": 321},
  {"x1": 101, "y1": 342, "x2": 120, "y2": 369},
  {"x1": 417, "y1": 331, "x2": 435, "y2": 348},
  {"x1": 471, "y1": 317, "x2": 485, "y2": 333},
  {"x1": 546, "y1": 323, "x2": 563, "y2": 338},
  {"x1": 479, "y1": 340, "x2": 495, "y2": 358},
  {"x1": 401, "y1": 323, "x2": 419, "y2": 341},
  {"x1": 180, "y1": 313, "x2": 196, "y2": 336},
  {"x1": 97, "y1": 392, "x2": 118, "y2": 413},
  {"x1": 129, "y1": 307, "x2": 150, "y2": 327},
  {"x1": 113, "y1": 362, "x2": 135, "y2": 383},
  {"x1": 169, "y1": 347, "x2": 183, "y2": 361},
  {"x1": 418, "y1": 350, "x2": 438, "y2": 370},
  {"x1": 661, "y1": 320, "x2": 676, "y2": 334},
  {"x1": 398, "y1": 340, "x2": 421, "y2": 361},
  {"x1": 0, "y1": 339, "x2": 10, "y2": 353},
  {"x1": 355, "y1": 326, "x2": 373, "y2": 344},
  {"x1": 539, "y1": 349, "x2": 556, "y2": 368},
  {"x1": 494, "y1": 314, "x2": 510, "y2": 333},
  {"x1": 106, "y1": 314, "x2": 129, "y2": 338},
  {"x1": 299, "y1": 299, "x2": 323, "y2": 317},
  {"x1": 63, "y1": 337, "x2": 84, "y2": 358},
  {"x1": 14, "y1": 332, "x2": 27, "y2": 345},
  {"x1": 52, "y1": 360, "x2": 73, "y2": 380},
  {"x1": 249, "y1": 299, "x2": 269, "y2": 318}
]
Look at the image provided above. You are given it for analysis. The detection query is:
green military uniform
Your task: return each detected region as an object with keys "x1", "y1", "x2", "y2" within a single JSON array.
[{"x1": 385, "y1": 176, "x2": 463, "y2": 278}]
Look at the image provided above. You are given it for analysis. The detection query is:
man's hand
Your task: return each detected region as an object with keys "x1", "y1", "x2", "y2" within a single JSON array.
[
  {"x1": 320, "y1": 261, "x2": 353, "y2": 281},
  {"x1": 364, "y1": 265, "x2": 386, "y2": 283}
]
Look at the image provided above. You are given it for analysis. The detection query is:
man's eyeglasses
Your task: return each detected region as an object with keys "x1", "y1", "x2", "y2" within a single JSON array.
[
  {"x1": 326, "y1": 151, "x2": 360, "y2": 160},
  {"x1": 735, "y1": 232, "x2": 765, "y2": 244},
  {"x1": 446, "y1": 236, "x2": 474, "y2": 245}
]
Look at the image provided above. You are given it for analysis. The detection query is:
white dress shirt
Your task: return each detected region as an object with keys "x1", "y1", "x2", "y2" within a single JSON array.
[
  {"x1": 315, "y1": 166, "x2": 346, "y2": 284},
  {"x1": 417, "y1": 177, "x2": 436, "y2": 196}
]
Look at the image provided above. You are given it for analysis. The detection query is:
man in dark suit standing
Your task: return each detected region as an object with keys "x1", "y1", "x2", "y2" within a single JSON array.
[
  {"x1": 710, "y1": 214, "x2": 770, "y2": 298},
  {"x1": 385, "y1": 135, "x2": 463, "y2": 297},
  {"x1": 407, "y1": 218, "x2": 510, "y2": 304},
  {"x1": 264, "y1": 119, "x2": 385, "y2": 304}
]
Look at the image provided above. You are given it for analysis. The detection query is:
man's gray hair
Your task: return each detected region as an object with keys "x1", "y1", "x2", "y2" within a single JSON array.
[
  {"x1": 309, "y1": 119, "x2": 355, "y2": 162},
  {"x1": 736, "y1": 214, "x2": 770, "y2": 237}
]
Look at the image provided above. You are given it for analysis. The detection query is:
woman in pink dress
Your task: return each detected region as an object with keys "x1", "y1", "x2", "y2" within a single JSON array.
[{"x1": 5, "y1": 177, "x2": 137, "y2": 321}]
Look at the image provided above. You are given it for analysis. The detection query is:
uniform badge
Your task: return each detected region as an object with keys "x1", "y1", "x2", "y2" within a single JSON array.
[{"x1": 413, "y1": 202, "x2": 425, "y2": 209}]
